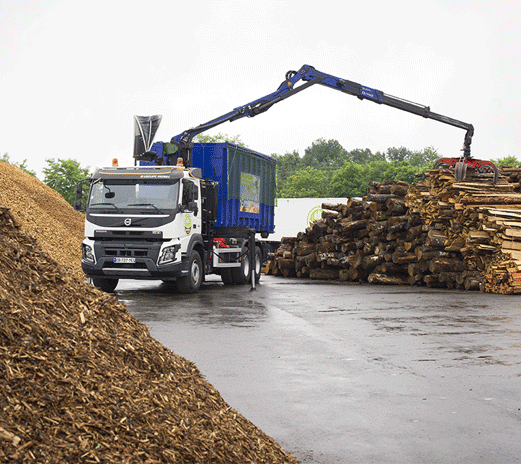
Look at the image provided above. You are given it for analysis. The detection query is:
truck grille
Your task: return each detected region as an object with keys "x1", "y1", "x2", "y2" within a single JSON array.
[{"x1": 104, "y1": 248, "x2": 148, "y2": 257}]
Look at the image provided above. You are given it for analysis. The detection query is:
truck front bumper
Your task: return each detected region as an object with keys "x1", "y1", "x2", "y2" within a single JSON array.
[
  {"x1": 82, "y1": 240, "x2": 186, "y2": 280},
  {"x1": 82, "y1": 258, "x2": 186, "y2": 280}
]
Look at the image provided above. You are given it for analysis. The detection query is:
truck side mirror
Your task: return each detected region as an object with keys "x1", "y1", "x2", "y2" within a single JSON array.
[
  {"x1": 188, "y1": 201, "x2": 199, "y2": 216},
  {"x1": 76, "y1": 181, "x2": 83, "y2": 200},
  {"x1": 74, "y1": 177, "x2": 92, "y2": 212}
]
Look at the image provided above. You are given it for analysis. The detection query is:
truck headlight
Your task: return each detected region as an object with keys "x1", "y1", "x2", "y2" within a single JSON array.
[
  {"x1": 82, "y1": 244, "x2": 95, "y2": 264},
  {"x1": 158, "y1": 245, "x2": 180, "y2": 265}
]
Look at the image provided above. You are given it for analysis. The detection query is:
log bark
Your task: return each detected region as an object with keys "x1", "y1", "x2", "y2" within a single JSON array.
[
  {"x1": 338, "y1": 219, "x2": 371, "y2": 234},
  {"x1": 429, "y1": 258, "x2": 468, "y2": 274},
  {"x1": 386, "y1": 197, "x2": 407, "y2": 214},
  {"x1": 379, "y1": 262, "x2": 409, "y2": 275},
  {"x1": 295, "y1": 243, "x2": 316, "y2": 256},
  {"x1": 277, "y1": 258, "x2": 296, "y2": 270},
  {"x1": 424, "y1": 274, "x2": 445, "y2": 288},
  {"x1": 425, "y1": 229, "x2": 447, "y2": 248},
  {"x1": 309, "y1": 268, "x2": 340, "y2": 280},
  {"x1": 407, "y1": 261, "x2": 429, "y2": 277},
  {"x1": 391, "y1": 251, "x2": 418, "y2": 265},
  {"x1": 367, "y1": 273, "x2": 408, "y2": 285},
  {"x1": 367, "y1": 193, "x2": 398, "y2": 203}
]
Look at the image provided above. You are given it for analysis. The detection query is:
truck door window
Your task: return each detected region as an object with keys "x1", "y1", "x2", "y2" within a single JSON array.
[{"x1": 182, "y1": 181, "x2": 192, "y2": 208}]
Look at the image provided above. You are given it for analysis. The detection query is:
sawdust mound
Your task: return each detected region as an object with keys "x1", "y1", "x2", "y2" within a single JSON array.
[
  {"x1": 0, "y1": 207, "x2": 297, "y2": 460},
  {"x1": 0, "y1": 162, "x2": 85, "y2": 280}
]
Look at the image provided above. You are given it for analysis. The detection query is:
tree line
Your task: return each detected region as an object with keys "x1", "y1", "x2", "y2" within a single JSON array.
[
  {"x1": 272, "y1": 139, "x2": 521, "y2": 198},
  {"x1": 2, "y1": 135, "x2": 518, "y2": 205},
  {"x1": 272, "y1": 139, "x2": 442, "y2": 198}
]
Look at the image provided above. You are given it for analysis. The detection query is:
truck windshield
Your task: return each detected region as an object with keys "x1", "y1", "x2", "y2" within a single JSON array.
[{"x1": 88, "y1": 179, "x2": 179, "y2": 212}]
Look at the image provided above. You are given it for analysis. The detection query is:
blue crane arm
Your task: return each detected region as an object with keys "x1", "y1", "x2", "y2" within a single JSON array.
[{"x1": 168, "y1": 64, "x2": 474, "y2": 166}]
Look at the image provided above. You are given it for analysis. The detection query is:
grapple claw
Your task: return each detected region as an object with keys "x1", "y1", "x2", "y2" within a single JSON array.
[
  {"x1": 434, "y1": 157, "x2": 499, "y2": 184},
  {"x1": 454, "y1": 161, "x2": 468, "y2": 181}
]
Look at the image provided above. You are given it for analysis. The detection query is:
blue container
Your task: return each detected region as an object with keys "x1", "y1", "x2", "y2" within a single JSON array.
[{"x1": 142, "y1": 142, "x2": 276, "y2": 234}]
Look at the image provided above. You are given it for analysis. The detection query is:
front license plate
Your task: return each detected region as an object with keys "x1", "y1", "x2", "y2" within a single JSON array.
[{"x1": 113, "y1": 257, "x2": 136, "y2": 264}]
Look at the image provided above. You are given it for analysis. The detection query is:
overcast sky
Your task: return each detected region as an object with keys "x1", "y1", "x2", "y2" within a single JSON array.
[{"x1": 1, "y1": 0, "x2": 520, "y2": 178}]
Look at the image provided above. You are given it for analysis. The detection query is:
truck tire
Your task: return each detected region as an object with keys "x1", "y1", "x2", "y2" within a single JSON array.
[
  {"x1": 232, "y1": 246, "x2": 251, "y2": 285},
  {"x1": 177, "y1": 250, "x2": 203, "y2": 294},
  {"x1": 221, "y1": 268, "x2": 235, "y2": 285},
  {"x1": 92, "y1": 277, "x2": 118, "y2": 293}
]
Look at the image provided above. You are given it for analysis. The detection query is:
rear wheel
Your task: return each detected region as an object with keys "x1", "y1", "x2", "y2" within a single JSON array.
[
  {"x1": 177, "y1": 251, "x2": 203, "y2": 294},
  {"x1": 92, "y1": 277, "x2": 119, "y2": 293},
  {"x1": 232, "y1": 247, "x2": 250, "y2": 285}
]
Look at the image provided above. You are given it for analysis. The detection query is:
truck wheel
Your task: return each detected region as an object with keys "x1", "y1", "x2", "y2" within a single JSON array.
[
  {"x1": 232, "y1": 247, "x2": 250, "y2": 285},
  {"x1": 254, "y1": 246, "x2": 262, "y2": 283},
  {"x1": 221, "y1": 268, "x2": 235, "y2": 285},
  {"x1": 177, "y1": 250, "x2": 203, "y2": 294},
  {"x1": 92, "y1": 277, "x2": 119, "y2": 293}
]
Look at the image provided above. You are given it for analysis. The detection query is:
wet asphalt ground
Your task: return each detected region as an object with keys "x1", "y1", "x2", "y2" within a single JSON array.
[{"x1": 117, "y1": 275, "x2": 521, "y2": 464}]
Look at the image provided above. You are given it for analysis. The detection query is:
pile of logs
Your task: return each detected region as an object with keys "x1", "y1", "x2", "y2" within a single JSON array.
[{"x1": 264, "y1": 165, "x2": 521, "y2": 294}]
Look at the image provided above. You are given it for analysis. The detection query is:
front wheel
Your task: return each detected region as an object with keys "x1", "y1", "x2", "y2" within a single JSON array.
[
  {"x1": 177, "y1": 251, "x2": 203, "y2": 294},
  {"x1": 92, "y1": 277, "x2": 119, "y2": 293}
]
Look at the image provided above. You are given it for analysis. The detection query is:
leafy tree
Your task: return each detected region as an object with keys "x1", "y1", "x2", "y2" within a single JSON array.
[
  {"x1": 279, "y1": 166, "x2": 333, "y2": 198},
  {"x1": 379, "y1": 160, "x2": 419, "y2": 184},
  {"x1": 330, "y1": 162, "x2": 368, "y2": 197},
  {"x1": 385, "y1": 146, "x2": 411, "y2": 163},
  {"x1": 491, "y1": 156, "x2": 521, "y2": 166},
  {"x1": 407, "y1": 146, "x2": 439, "y2": 168},
  {"x1": 272, "y1": 150, "x2": 303, "y2": 197},
  {"x1": 331, "y1": 159, "x2": 421, "y2": 197},
  {"x1": 0, "y1": 152, "x2": 36, "y2": 176},
  {"x1": 302, "y1": 138, "x2": 347, "y2": 169},
  {"x1": 384, "y1": 146, "x2": 439, "y2": 170},
  {"x1": 345, "y1": 148, "x2": 385, "y2": 164},
  {"x1": 43, "y1": 158, "x2": 91, "y2": 206},
  {"x1": 364, "y1": 160, "x2": 396, "y2": 184},
  {"x1": 193, "y1": 132, "x2": 247, "y2": 146}
]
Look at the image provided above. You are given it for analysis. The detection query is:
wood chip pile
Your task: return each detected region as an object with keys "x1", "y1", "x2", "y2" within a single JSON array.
[
  {"x1": 0, "y1": 162, "x2": 85, "y2": 280},
  {"x1": 0, "y1": 169, "x2": 298, "y2": 462},
  {"x1": 264, "y1": 166, "x2": 521, "y2": 294}
]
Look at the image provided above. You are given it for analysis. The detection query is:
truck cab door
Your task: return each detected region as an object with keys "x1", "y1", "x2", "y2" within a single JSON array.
[{"x1": 180, "y1": 179, "x2": 201, "y2": 239}]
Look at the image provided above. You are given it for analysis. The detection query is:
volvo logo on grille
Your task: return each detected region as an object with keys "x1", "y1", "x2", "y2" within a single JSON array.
[{"x1": 124, "y1": 218, "x2": 132, "y2": 227}]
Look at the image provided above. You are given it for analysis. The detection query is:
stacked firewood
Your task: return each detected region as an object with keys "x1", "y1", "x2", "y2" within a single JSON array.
[
  {"x1": 405, "y1": 168, "x2": 507, "y2": 288},
  {"x1": 265, "y1": 165, "x2": 521, "y2": 293},
  {"x1": 479, "y1": 205, "x2": 521, "y2": 293},
  {"x1": 409, "y1": 167, "x2": 521, "y2": 293},
  {"x1": 497, "y1": 165, "x2": 521, "y2": 192}
]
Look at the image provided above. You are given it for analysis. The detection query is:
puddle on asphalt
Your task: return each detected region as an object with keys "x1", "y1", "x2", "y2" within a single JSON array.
[{"x1": 118, "y1": 285, "x2": 269, "y2": 328}]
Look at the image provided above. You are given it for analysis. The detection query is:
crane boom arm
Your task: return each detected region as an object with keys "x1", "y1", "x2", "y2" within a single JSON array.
[{"x1": 168, "y1": 64, "x2": 474, "y2": 166}]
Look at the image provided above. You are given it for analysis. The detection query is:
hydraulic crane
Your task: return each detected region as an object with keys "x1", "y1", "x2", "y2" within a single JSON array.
[{"x1": 135, "y1": 64, "x2": 497, "y2": 182}]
